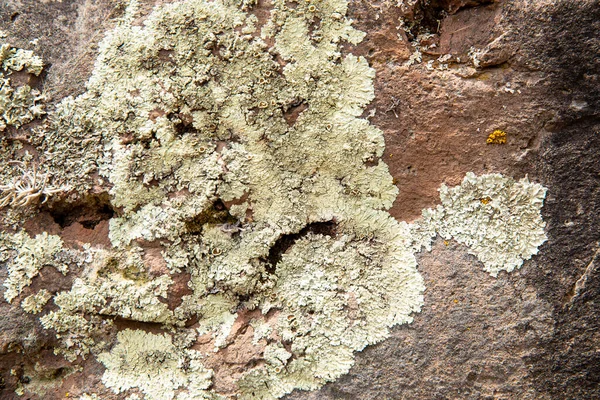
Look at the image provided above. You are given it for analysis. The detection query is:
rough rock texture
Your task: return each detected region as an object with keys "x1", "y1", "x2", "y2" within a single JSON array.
[{"x1": 0, "y1": 0, "x2": 598, "y2": 399}]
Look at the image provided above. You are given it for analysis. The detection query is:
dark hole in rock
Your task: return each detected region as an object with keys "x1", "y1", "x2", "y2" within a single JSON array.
[
  {"x1": 50, "y1": 367, "x2": 68, "y2": 379},
  {"x1": 170, "y1": 112, "x2": 200, "y2": 137},
  {"x1": 45, "y1": 193, "x2": 114, "y2": 229},
  {"x1": 404, "y1": 0, "x2": 495, "y2": 42},
  {"x1": 112, "y1": 316, "x2": 167, "y2": 334}
]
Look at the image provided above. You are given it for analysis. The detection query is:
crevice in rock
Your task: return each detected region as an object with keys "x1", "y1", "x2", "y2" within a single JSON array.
[
  {"x1": 44, "y1": 193, "x2": 114, "y2": 229},
  {"x1": 282, "y1": 98, "x2": 308, "y2": 126},
  {"x1": 264, "y1": 220, "x2": 337, "y2": 273},
  {"x1": 402, "y1": 0, "x2": 495, "y2": 43},
  {"x1": 184, "y1": 199, "x2": 239, "y2": 235}
]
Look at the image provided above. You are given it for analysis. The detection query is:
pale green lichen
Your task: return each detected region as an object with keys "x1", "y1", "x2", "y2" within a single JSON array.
[
  {"x1": 0, "y1": 43, "x2": 45, "y2": 131},
  {"x1": 40, "y1": 247, "x2": 175, "y2": 360},
  {"x1": 31, "y1": 0, "x2": 423, "y2": 396},
  {"x1": 97, "y1": 329, "x2": 215, "y2": 400},
  {"x1": 1, "y1": 231, "x2": 67, "y2": 302},
  {"x1": 0, "y1": 44, "x2": 44, "y2": 75},
  {"x1": 39, "y1": 311, "x2": 110, "y2": 362},
  {"x1": 238, "y1": 227, "x2": 422, "y2": 398},
  {"x1": 21, "y1": 288, "x2": 51, "y2": 314},
  {"x1": 250, "y1": 318, "x2": 273, "y2": 345},
  {"x1": 411, "y1": 172, "x2": 548, "y2": 276},
  {"x1": 0, "y1": 0, "x2": 550, "y2": 399}
]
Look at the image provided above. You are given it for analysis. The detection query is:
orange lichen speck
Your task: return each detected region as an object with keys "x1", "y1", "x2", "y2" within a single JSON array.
[{"x1": 487, "y1": 129, "x2": 507, "y2": 144}]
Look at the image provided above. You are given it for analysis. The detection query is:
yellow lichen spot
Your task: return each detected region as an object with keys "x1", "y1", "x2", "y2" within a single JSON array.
[
  {"x1": 443, "y1": 240, "x2": 449, "y2": 246},
  {"x1": 486, "y1": 129, "x2": 507, "y2": 144},
  {"x1": 479, "y1": 197, "x2": 492, "y2": 205},
  {"x1": 453, "y1": 299, "x2": 459, "y2": 304}
]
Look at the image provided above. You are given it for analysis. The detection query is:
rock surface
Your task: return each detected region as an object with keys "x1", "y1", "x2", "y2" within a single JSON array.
[{"x1": 0, "y1": 0, "x2": 598, "y2": 399}]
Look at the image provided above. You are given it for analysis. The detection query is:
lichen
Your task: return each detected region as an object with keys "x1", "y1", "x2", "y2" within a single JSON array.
[
  {"x1": 0, "y1": 44, "x2": 44, "y2": 75},
  {"x1": 0, "y1": 43, "x2": 45, "y2": 131},
  {"x1": 1, "y1": 231, "x2": 67, "y2": 303},
  {"x1": 238, "y1": 228, "x2": 423, "y2": 399},
  {"x1": 97, "y1": 329, "x2": 215, "y2": 400},
  {"x1": 17, "y1": 363, "x2": 81, "y2": 398},
  {"x1": 25, "y1": 0, "x2": 423, "y2": 396},
  {"x1": 411, "y1": 172, "x2": 547, "y2": 276},
  {"x1": 21, "y1": 288, "x2": 51, "y2": 314},
  {"x1": 487, "y1": 129, "x2": 507, "y2": 144},
  {"x1": 40, "y1": 246, "x2": 175, "y2": 360}
]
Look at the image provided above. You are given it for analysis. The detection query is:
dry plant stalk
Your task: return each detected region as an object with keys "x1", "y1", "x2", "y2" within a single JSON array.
[{"x1": 0, "y1": 161, "x2": 68, "y2": 208}]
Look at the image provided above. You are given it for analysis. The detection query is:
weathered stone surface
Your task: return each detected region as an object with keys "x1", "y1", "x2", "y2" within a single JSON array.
[{"x1": 0, "y1": 0, "x2": 598, "y2": 399}]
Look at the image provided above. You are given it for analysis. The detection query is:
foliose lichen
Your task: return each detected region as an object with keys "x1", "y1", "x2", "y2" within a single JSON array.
[
  {"x1": 1, "y1": 231, "x2": 68, "y2": 303},
  {"x1": 97, "y1": 329, "x2": 215, "y2": 400},
  {"x1": 411, "y1": 172, "x2": 547, "y2": 276},
  {"x1": 0, "y1": 43, "x2": 45, "y2": 131},
  {"x1": 24, "y1": 0, "x2": 423, "y2": 396},
  {"x1": 21, "y1": 288, "x2": 52, "y2": 314}
]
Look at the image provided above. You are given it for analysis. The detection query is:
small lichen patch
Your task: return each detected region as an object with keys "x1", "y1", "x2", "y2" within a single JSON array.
[
  {"x1": 486, "y1": 129, "x2": 507, "y2": 144},
  {"x1": 18, "y1": 363, "x2": 81, "y2": 399},
  {"x1": 0, "y1": 44, "x2": 44, "y2": 75},
  {"x1": 97, "y1": 329, "x2": 214, "y2": 400},
  {"x1": 411, "y1": 172, "x2": 547, "y2": 276},
  {"x1": 0, "y1": 43, "x2": 45, "y2": 131},
  {"x1": 21, "y1": 289, "x2": 51, "y2": 314},
  {"x1": 40, "y1": 247, "x2": 175, "y2": 360},
  {"x1": 1, "y1": 231, "x2": 67, "y2": 302}
]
